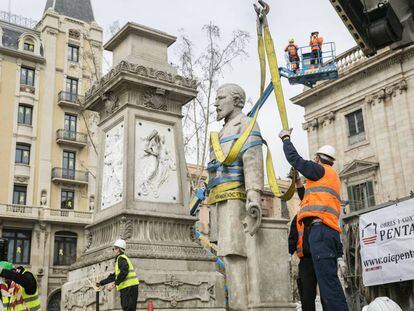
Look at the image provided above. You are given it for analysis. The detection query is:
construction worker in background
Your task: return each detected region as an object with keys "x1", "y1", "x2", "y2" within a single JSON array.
[
  {"x1": 279, "y1": 128, "x2": 348, "y2": 311},
  {"x1": 309, "y1": 31, "x2": 323, "y2": 67},
  {"x1": 288, "y1": 173, "x2": 326, "y2": 311},
  {"x1": 0, "y1": 262, "x2": 13, "y2": 311},
  {"x1": 284, "y1": 39, "x2": 300, "y2": 73},
  {"x1": 97, "y1": 239, "x2": 139, "y2": 311},
  {"x1": 0, "y1": 264, "x2": 40, "y2": 311}
]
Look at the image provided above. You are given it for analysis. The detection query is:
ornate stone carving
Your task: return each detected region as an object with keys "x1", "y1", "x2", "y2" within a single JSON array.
[
  {"x1": 120, "y1": 216, "x2": 133, "y2": 240},
  {"x1": 143, "y1": 88, "x2": 167, "y2": 111},
  {"x1": 84, "y1": 61, "x2": 197, "y2": 101},
  {"x1": 101, "y1": 122, "x2": 124, "y2": 209},
  {"x1": 135, "y1": 122, "x2": 178, "y2": 202},
  {"x1": 89, "y1": 195, "x2": 95, "y2": 211},
  {"x1": 14, "y1": 176, "x2": 29, "y2": 183},
  {"x1": 102, "y1": 92, "x2": 119, "y2": 119},
  {"x1": 137, "y1": 275, "x2": 215, "y2": 307},
  {"x1": 84, "y1": 230, "x2": 92, "y2": 252},
  {"x1": 63, "y1": 282, "x2": 108, "y2": 310},
  {"x1": 40, "y1": 189, "x2": 47, "y2": 206},
  {"x1": 366, "y1": 79, "x2": 408, "y2": 106}
]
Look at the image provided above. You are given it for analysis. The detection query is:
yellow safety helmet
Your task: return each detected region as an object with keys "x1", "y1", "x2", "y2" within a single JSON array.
[{"x1": 288, "y1": 38, "x2": 294, "y2": 43}]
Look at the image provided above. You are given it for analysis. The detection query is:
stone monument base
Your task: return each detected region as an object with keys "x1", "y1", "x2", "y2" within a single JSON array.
[
  {"x1": 61, "y1": 213, "x2": 227, "y2": 310},
  {"x1": 246, "y1": 218, "x2": 296, "y2": 310}
]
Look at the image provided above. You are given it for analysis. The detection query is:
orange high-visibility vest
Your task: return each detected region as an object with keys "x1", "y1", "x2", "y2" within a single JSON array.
[
  {"x1": 296, "y1": 214, "x2": 304, "y2": 258},
  {"x1": 298, "y1": 164, "x2": 341, "y2": 233},
  {"x1": 310, "y1": 37, "x2": 323, "y2": 51},
  {"x1": 285, "y1": 44, "x2": 298, "y2": 57}
]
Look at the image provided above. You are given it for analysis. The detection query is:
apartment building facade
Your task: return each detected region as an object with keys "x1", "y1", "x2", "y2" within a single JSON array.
[{"x1": 0, "y1": 1, "x2": 102, "y2": 309}]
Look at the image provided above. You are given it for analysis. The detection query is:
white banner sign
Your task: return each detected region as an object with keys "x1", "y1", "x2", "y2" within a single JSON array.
[{"x1": 359, "y1": 198, "x2": 414, "y2": 286}]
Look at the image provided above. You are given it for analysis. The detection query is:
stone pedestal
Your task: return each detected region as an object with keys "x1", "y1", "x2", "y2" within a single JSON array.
[
  {"x1": 246, "y1": 218, "x2": 296, "y2": 310},
  {"x1": 61, "y1": 22, "x2": 226, "y2": 310}
]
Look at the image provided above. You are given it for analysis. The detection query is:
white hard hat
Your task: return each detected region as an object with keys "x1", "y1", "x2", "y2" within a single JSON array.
[
  {"x1": 362, "y1": 297, "x2": 402, "y2": 311},
  {"x1": 316, "y1": 145, "x2": 336, "y2": 161},
  {"x1": 113, "y1": 239, "x2": 126, "y2": 250}
]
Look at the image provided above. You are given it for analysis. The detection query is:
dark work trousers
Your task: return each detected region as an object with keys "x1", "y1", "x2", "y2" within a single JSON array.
[
  {"x1": 309, "y1": 222, "x2": 348, "y2": 311},
  {"x1": 298, "y1": 257, "x2": 318, "y2": 311},
  {"x1": 311, "y1": 50, "x2": 322, "y2": 65},
  {"x1": 119, "y1": 285, "x2": 138, "y2": 311}
]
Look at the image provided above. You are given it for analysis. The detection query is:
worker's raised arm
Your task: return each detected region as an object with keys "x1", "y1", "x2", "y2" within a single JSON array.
[{"x1": 278, "y1": 129, "x2": 325, "y2": 181}]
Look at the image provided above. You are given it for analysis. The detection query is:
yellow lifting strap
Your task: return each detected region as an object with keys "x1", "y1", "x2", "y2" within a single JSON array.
[{"x1": 209, "y1": 4, "x2": 296, "y2": 201}]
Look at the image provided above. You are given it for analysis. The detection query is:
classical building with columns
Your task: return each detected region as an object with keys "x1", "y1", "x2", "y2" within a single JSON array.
[
  {"x1": 0, "y1": 1, "x2": 102, "y2": 309},
  {"x1": 291, "y1": 44, "x2": 414, "y2": 309},
  {"x1": 292, "y1": 45, "x2": 414, "y2": 212}
]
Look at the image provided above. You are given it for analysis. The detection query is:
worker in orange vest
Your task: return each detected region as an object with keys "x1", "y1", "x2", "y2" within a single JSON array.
[
  {"x1": 309, "y1": 31, "x2": 323, "y2": 67},
  {"x1": 280, "y1": 128, "x2": 348, "y2": 311},
  {"x1": 284, "y1": 38, "x2": 300, "y2": 73},
  {"x1": 288, "y1": 174, "x2": 326, "y2": 311}
]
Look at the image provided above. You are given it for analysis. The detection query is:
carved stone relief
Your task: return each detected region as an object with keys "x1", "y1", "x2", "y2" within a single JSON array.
[
  {"x1": 63, "y1": 282, "x2": 108, "y2": 311},
  {"x1": 101, "y1": 122, "x2": 124, "y2": 209},
  {"x1": 138, "y1": 275, "x2": 215, "y2": 307},
  {"x1": 143, "y1": 88, "x2": 167, "y2": 111},
  {"x1": 365, "y1": 79, "x2": 408, "y2": 106},
  {"x1": 135, "y1": 120, "x2": 178, "y2": 202}
]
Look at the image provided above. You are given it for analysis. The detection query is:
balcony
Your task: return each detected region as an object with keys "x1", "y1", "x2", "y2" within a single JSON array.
[
  {"x1": 20, "y1": 84, "x2": 35, "y2": 95},
  {"x1": 58, "y1": 91, "x2": 84, "y2": 109},
  {"x1": 43, "y1": 208, "x2": 92, "y2": 225},
  {"x1": 0, "y1": 203, "x2": 40, "y2": 221},
  {"x1": 51, "y1": 168, "x2": 88, "y2": 186},
  {"x1": 56, "y1": 129, "x2": 87, "y2": 148}
]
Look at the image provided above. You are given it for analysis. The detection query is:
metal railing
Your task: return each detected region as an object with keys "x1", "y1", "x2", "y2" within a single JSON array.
[
  {"x1": 51, "y1": 168, "x2": 88, "y2": 183},
  {"x1": 0, "y1": 11, "x2": 37, "y2": 29},
  {"x1": 56, "y1": 129, "x2": 87, "y2": 144},
  {"x1": 58, "y1": 91, "x2": 84, "y2": 104}
]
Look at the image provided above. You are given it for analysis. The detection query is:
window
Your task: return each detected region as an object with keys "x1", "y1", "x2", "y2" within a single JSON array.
[
  {"x1": 54, "y1": 232, "x2": 77, "y2": 266},
  {"x1": 3, "y1": 229, "x2": 31, "y2": 264},
  {"x1": 68, "y1": 45, "x2": 79, "y2": 62},
  {"x1": 23, "y1": 42, "x2": 34, "y2": 52},
  {"x1": 13, "y1": 185, "x2": 27, "y2": 205},
  {"x1": 20, "y1": 67, "x2": 35, "y2": 87},
  {"x1": 347, "y1": 181, "x2": 375, "y2": 212},
  {"x1": 62, "y1": 151, "x2": 76, "y2": 179},
  {"x1": 17, "y1": 105, "x2": 33, "y2": 125},
  {"x1": 66, "y1": 77, "x2": 78, "y2": 95},
  {"x1": 346, "y1": 109, "x2": 365, "y2": 145},
  {"x1": 61, "y1": 190, "x2": 74, "y2": 209},
  {"x1": 15, "y1": 143, "x2": 30, "y2": 165},
  {"x1": 64, "y1": 114, "x2": 77, "y2": 140}
]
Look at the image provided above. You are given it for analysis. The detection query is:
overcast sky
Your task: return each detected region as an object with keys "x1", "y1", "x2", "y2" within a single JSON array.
[{"x1": 1, "y1": 0, "x2": 356, "y2": 179}]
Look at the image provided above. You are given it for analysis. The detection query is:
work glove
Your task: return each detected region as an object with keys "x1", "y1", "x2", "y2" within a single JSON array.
[{"x1": 278, "y1": 128, "x2": 293, "y2": 140}]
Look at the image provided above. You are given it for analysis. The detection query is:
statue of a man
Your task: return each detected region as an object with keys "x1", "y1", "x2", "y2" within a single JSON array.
[{"x1": 208, "y1": 83, "x2": 264, "y2": 310}]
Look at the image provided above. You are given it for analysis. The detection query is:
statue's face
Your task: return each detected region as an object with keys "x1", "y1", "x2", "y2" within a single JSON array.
[{"x1": 214, "y1": 88, "x2": 234, "y2": 121}]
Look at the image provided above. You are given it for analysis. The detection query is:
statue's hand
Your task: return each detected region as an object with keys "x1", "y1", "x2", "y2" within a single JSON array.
[{"x1": 242, "y1": 190, "x2": 262, "y2": 236}]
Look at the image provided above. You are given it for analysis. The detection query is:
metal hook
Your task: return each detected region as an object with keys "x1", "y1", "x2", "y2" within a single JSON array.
[{"x1": 253, "y1": 0, "x2": 270, "y2": 16}]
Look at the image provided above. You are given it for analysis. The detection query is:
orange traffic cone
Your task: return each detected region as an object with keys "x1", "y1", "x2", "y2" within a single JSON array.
[{"x1": 147, "y1": 300, "x2": 154, "y2": 311}]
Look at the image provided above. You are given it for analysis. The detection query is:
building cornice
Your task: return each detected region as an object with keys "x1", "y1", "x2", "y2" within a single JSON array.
[{"x1": 0, "y1": 46, "x2": 45, "y2": 63}]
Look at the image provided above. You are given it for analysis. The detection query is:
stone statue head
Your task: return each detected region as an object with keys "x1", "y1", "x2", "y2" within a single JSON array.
[{"x1": 214, "y1": 84, "x2": 246, "y2": 121}]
